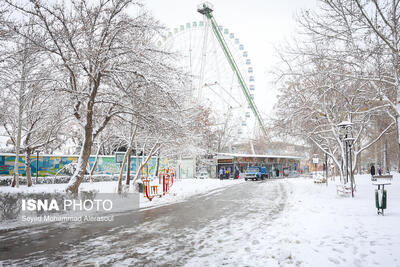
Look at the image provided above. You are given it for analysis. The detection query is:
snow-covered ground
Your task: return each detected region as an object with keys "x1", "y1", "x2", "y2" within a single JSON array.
[
  {"x1": 268, "y1": 174, "x2": 400, "y2": 266},
  {"x1": 183, "y1": 175, "x2": 400, "y2": 266},
  {"x1": 2, "y1": 174, "x2": 400, "y2": 266}
]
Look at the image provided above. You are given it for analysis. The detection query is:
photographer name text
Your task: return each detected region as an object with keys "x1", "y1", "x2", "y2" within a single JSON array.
[{"x1": 21, "y1": 215, "x2": 114, "y2": 223}]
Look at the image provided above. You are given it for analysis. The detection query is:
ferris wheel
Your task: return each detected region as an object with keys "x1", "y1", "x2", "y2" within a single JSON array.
[{"x1": 158, "y1": 18, "x2": 258, "y2": 144}]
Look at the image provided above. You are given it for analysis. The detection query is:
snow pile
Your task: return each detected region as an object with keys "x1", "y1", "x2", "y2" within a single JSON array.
[{"x1": 267, "y1": 174, "x2": 400, "y2": 266}]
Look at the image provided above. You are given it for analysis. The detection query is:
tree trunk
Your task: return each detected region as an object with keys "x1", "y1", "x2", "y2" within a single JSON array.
[
  {"x1": 397, "y1": 118, "x2": 400, "y2": 172},
  {"x1": 11, "y1": 115, "x2": 22, "y2": 188},
  {"x1": 356, "y1": 140, "x2": 361, "y2": 175},
  {"x1": 132, "y1": 143, "x2": 161, "y2": 185},
  {"x1": 66, "y1": 123, "x2": 93, "y2": 194},
  {"x1": 340, "y1": 155, "x2": 344, "y2": 183},
  {"x1": 11, "y1": 45, "x2": 27, "y2": 188},
  {"x1": 398, "y1": 143, "x2": 400, "y2": 173},
  {"x1": 126, "y1": 154, "x2": 131, "y2": 185},
  {"x1": 89, "y1": 160, "x2": 98, "y2": 183},
  {"x1": 25, "y1": 148, "x2": 32, "y2": 187},
  {"x1": 135, "y1": 141, "x2": 139, "y2": 180},
  {"x1": 383, "y1": 136, "x2": 388, "y2": 173},
  {"x1": 396, "y1": 114, "x2": 400, "y2": 173},
  {"x1": 118, "y1": 123, "x2": 138, "y2": 192},
  {"x1": 89, "y1": 144, "x2": 101, "y2": 183},
  {"x1": 155, "y1": 150, "x2": 161, "y2": 177}
]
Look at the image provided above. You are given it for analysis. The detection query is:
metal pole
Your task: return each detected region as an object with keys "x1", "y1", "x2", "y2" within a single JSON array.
[
  {"x1": 349, "y1": 142, "x2": 354, "y2": 197},
  {"x1": 127, "y1": 154, "x2": 131, "y2": 183},
  {"x1": 345, "y1": 138, "x2": 349, "y2": 184},
  {"x1": 36, "y1": 150, "x2": 39, "y2": 184},
  {"x1": 325, "y1": 152, "x2": 328, "y2": 186},
  {"x1": 341, "y1": 157, "x2": 343, "y2": 182}
]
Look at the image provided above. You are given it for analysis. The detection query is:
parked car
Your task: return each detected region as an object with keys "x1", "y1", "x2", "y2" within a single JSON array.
[
  {"x1": 244, "y1": 167, "x2": 267, "y2": 181},
  {"x1": 197, "y1": 170, "x2": 209, "y2": 179}
]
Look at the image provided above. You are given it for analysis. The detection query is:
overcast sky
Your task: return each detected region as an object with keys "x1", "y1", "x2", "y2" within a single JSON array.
[{"x1": 141, "y1": 0, "x2": 318, "y2": 116}]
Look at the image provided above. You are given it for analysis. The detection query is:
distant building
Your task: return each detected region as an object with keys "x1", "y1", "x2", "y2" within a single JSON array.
[{"x1": 216, "y1": 153, "x2": 301, "y2": 178}]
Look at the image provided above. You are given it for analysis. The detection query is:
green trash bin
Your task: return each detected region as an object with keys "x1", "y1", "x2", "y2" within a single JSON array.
[
  {"x1": 375, "y1": 189, "x2": 387, "y2": 211},
  {"x1": 382, "y1": 190, "x2": 387, "y2": 209}
]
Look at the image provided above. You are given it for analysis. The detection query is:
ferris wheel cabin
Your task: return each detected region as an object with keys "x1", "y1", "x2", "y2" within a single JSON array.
[{"x1": 197, "y1": 2, "x2": 214, "y2": 15}]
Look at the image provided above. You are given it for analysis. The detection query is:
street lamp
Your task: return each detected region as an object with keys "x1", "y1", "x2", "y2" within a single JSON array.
[
  {"x1": 345, "y1": 136, "x2": 355, "y2": 197},
  {"x1": 321, "y1": 145, "x2": 329, "y2": 187},
  {"x1": 337, "y1": 120, "x2": 354, "y2": 197}
]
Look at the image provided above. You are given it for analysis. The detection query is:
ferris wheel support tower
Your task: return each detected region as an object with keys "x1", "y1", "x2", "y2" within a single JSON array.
[{"x1": 197, "y1": 2, "x2": 269, "y2": 141}]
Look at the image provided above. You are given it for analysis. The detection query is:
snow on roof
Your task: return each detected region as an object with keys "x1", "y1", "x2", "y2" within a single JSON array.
[{"x1": 217, "y1": 153, "x2": 302, "y2": 159}]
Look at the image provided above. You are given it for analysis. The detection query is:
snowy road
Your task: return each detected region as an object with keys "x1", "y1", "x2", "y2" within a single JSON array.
[{"x1": 0, "y1": 179, "x2": 288, "y2": 266}]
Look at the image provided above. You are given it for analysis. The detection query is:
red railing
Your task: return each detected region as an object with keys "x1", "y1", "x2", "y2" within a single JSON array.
[{"x1": 141, "y1": 165, "x2": 177, "y2": 201}]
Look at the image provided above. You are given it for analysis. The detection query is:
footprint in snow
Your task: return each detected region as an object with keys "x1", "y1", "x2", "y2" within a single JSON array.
[
  {"x1": 332, "y1": 247, "x2": 344, "y2": 254},
  {"x1": 328, "y1": 257, "x2": 341, "y2": 264},
  {"x1": 353, "y1": 258, "x2": 363, "y2": 267}
]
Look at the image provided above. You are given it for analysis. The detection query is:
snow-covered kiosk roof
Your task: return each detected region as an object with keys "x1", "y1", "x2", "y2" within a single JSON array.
[{"x1": 217, "y1": 153, "x2": 302, "y2": 160}]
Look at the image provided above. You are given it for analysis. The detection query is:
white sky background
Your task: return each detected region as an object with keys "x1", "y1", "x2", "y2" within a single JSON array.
[{"x1": 141, "y1": 0, "x2": 318, "y2": 117}]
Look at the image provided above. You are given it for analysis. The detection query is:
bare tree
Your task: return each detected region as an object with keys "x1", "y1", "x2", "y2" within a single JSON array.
[
  {"x1": 0, "y1": 16, "x2": 66, "y2": 187},
  {"x1": 4, "y1": 0, "x2": 184, "y2": 193},
  {"x1": 273, "y1": 17, "x2": 395, "y2": 183},
  {"x1": 309, "y1": 0, "x2": 400, "y2": 170}
]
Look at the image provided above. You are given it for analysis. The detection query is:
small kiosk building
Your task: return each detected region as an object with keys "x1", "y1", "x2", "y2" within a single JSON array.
[{"x1": 216, "y1": 153, "x2": 301, "y2": 178}]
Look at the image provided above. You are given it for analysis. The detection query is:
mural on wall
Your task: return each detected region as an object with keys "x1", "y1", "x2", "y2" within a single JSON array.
[{"x1": 0, "y1": 154, "x2": 169, "y2": 176}]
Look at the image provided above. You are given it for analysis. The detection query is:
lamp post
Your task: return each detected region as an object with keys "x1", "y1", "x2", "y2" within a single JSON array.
[
  {"x1": 324, "y1": 149, "x2": 328, "y2": 187},
  {"x1": 337, "y1": 120, "x2": 354, "y2": 197},
  {"x1": 345, "y1": 136, "x2": 355, "y2": 197},
  {"x1": 338, "y1": 133, "x2": 346, "y2": 183}
]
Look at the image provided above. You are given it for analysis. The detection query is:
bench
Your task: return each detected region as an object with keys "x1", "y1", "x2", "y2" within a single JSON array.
[
  {"x1": 336, "y1": 184, "x2": 352, "y2": 196},
  {"x1": 313, "y1": 173, "x2": 326, "y2": 184},
  {"x1": 314, "y1": 177, "x2": 326, "y2": 184}
]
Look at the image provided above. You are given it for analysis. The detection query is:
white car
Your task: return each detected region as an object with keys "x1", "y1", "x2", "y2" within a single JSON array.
[{"x1": 197, "y1": 171, "x2": 209, "y2": 179}]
